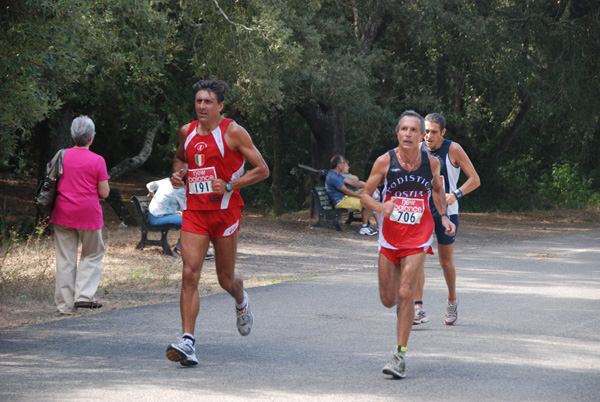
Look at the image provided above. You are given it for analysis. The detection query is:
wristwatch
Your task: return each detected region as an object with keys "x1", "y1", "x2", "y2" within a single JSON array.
[
  {"x1": 225, "y1": 182, "x2": 233, "y2": 192},
  {"x1": 441, "y1": 213, "x2": 449, "y2": 218},
  {"x1": 453, "y1": 189, "x2": 463, "y2": 199}
]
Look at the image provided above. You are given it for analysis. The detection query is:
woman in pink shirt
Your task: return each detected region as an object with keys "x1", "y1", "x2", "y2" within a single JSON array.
[{"x1": 50, "y1": 116, "x2": 110, "y2": 315}]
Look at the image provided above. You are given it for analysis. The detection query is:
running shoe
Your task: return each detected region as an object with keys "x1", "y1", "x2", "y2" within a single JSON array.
[
  {"x1": 413, "y1": 305, "x2": 429, "y2": 325},
  {"x1": 166, "y1": 336, "x2": 198, "y2": 366},
  {"x1": 382, "y1": 353, "x2": 406, "y2": 379},
  {"x1": 445, "y1": 299, "x2": 458, "y2": 325},
  {"x1": 359, "y1": 225, "x2": 378, "y2": 236},
  {"x1": 206, "y1": 247, "x2": 215, "y2": 260},
  {"x1": 236, "y1": 291, "x2": 254, "y2": 336}
]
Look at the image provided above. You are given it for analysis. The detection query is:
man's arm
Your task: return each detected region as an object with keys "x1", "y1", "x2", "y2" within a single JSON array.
[
  {"x1": 429, "y1": 155, "x2": 456, "y2": 236},
  {"x1": 343, "y1": 176, "x2": 366, "y2": 190},
  {"x1": 338, "y1": 183, "x2": 362, "y2": 198},
  {"x1": 211, "y1": 122, "x2": 269, "y2": 194},
  {"x1": 361, "y1": 153, "x2": 392, "y2": 216},
  {"x1": 447, "y1": 142, "x2": 480, "y2": 205},
  {"x1": 170, "y1": 124, "x2": 189, "y2": 189}
]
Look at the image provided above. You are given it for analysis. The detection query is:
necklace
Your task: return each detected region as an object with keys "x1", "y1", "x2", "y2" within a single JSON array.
[{"x1": 398, "y1": 150, "x2": 421, "y2": 173}]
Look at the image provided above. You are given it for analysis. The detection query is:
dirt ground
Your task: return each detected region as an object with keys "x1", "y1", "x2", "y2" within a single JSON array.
[{"x1": 1, "y1": 171, "x2": 599, "y2": 331}]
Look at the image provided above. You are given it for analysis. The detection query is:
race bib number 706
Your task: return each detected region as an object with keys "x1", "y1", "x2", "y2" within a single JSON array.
[
  {"x1": 390, "y1": 197, "x2": 425, "y2": 225},
  {"x1": 187, "y1": 167, "x2": 217, "y2": 195}
]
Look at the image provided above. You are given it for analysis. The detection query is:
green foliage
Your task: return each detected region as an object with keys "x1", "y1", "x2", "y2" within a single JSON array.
[
  {"x1": 539, "y1": 163, "x2": 599, "y2": 209},
  {"x1": 1, "y1": 0, "x2": 599, "y2": 213}
]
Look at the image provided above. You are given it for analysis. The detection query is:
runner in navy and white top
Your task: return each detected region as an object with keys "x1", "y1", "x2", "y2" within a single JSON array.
[{"x1": 413, "y1": 112, "x2": 480, "y2": 326}]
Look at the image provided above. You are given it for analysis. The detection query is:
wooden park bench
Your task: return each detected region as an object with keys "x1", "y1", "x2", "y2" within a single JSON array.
[
  {"x1": 311, "y1": 186, "x2": 362, "y2": 231},
  {"x1": 130, "y1": 195, "x2": 181, "y2": 256}
]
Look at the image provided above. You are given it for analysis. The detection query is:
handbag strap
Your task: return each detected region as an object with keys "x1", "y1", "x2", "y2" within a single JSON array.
[{"x1": 47, "y1": 149, "x2": 66, "y2": 180}]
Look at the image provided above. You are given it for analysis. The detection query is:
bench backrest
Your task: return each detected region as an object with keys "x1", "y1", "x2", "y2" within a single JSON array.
[
  {"x1": 312, "y1": 186, "x2": 335, "y2": 211},
  {"x1": 131, "y1": 195, "x2": 152, "y2": 228}
]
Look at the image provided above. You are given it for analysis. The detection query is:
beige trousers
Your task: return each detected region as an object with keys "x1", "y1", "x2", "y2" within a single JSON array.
[{"x1": 53, "y1": 224, "x2": 105, "y2": 314}]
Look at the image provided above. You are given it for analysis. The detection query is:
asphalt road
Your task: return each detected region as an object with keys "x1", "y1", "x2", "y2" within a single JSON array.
[{"x1": 1, "y1": 228, "x2": 599, "y2": 401}]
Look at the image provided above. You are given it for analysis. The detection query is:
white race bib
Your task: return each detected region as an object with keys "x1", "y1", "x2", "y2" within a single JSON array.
[
  {"x1": 390, "y1": 197, "x2": 425, "y2": 225},
  {"x1": 187, "y1": 167, "x2": 217, "y2": 195}
]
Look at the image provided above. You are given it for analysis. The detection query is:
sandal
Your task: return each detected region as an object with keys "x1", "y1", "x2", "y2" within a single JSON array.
[{"x1": 74, "y1": 301, "x2": 103, "y2": 309}]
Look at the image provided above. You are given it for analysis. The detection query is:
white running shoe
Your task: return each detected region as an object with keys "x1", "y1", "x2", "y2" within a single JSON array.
[
  {"x1": 445, "y1": 299, "x2": 458, "y2": 325},
  {"x1": 166, "y1": 336, "x2": 198, "y2": 366},
  {"x1": 236, "y1": 291, "x2": 254, "y2": 336},
  {"x1": 413, "y1": 305, "x2": 429, "y2": 325},
  {"x1": 382, "y1": 353, "x2": 406, "y2": 379},
  {"x1": 359, "y1": 225, "x2": 378, "y2": 236}
]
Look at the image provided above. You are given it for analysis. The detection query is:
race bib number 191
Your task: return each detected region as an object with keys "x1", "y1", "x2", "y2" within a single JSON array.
[
  {"x1": 188, "y1": 167, "x2": 217, "y2": 195},
  {"x1": 390, "y1": 197, "x2": 425, "y2": 225}
]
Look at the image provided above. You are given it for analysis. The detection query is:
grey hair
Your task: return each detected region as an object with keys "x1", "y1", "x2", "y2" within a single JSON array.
[
  {"x1": 425, "y1": 113, "x2": 446, "y2": 131},
  {"x1": 396, "y1": 110, "x2": 425, "y2": 134},
  {"x1": 71, "y1": 115, "x2": 96, "y2": 146}
]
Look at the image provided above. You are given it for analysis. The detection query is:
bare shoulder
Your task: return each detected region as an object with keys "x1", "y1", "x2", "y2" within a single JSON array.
[
  {"x1": 225, "y1": 120, "x2": 251, "y2": 140},
  {"x1": 448, "y1": 141, "x2": 474, "y2": 167},
  {"x1": 448, "y1": 141, "x2": 465, "y2": 153},
  {"x1": 448, "y1": 141, "x2": 468, "y2": 157},
  {"x1": 368, "y1": 152, "x2": 391, "y2": 178},
  {"x1": 179, "y1": 123, "x2": 192, "y2": 139},
  {"x1": 225, "y1": 120, "x2": 249, "y2": 136},
  {"x1": 224, "y1": 120, "x2": 255, "y2": 152},
  {"x1": 375, "y1": 151, "x2": 391, "y2": 165}
]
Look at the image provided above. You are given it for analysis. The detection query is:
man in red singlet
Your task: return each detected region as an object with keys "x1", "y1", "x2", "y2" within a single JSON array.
[
  {"x1": 166, "y1": 79, "x2": 269, "y2": 367},
  {"x1": 361, "y1": 110, "x2": 456, "y2": 379}
]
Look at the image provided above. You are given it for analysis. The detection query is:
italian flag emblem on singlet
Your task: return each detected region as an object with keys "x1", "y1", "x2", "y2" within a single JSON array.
[{"x1": 195, "y1": 154, "x2": 205, "y2": 167}]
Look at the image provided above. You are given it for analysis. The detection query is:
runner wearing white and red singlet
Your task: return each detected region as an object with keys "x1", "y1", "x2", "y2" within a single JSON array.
[
  {"x1": 361, "y1": 110, "x2": 455, "y2": 379},
  {"x1": 166, "y1": 79, "x2": 269, "y2": 367},
  {"x1": 182, "y1": 117, "x2": 244, "y2": 211}
]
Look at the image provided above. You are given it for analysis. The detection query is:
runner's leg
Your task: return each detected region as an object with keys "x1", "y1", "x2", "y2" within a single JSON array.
[
  {"x1": 378, "y1": 252, "x2": 401, "y2": 308},
  {"x1": 179, "y1": 230, "x2": 211, "y2": 334},
  {"x1": 397, "y1": 252, "x2": 427, "y2": 346},
  {"x1": 438, "y1": 243, "x2": 456, "y2": 302},
  {"x1": 213, "y1": 232, "x2": 244, "y2": 304}
]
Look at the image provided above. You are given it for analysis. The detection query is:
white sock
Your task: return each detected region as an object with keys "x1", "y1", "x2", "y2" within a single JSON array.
[
  {"x1": 182, "y1": 333, "x2": 195, "y2": 345},
  {"x1": 235, "y1": 291, "x2": 248, "y2": 310}
]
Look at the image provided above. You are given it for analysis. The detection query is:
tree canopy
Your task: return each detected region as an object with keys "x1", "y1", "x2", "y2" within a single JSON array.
[{"x1": 2, "y1": 0, "x2": 599, "y2": 213}]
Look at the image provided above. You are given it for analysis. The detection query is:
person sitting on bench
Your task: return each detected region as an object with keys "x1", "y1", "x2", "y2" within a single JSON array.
[
  {"x1": 324, "y1": 155, "x2": 378, "y2": 236},
  {"x1": 340, "y1": 156, "x2": 382, "y2": 211},
  {"x1": 146, "y1": 177, "x2": 214, "y2": 258}
]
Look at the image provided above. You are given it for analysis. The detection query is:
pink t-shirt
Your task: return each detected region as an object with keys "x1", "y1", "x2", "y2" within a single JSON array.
[{"x1": 51, "y1": 148, "x2": 110, "y2": 230}]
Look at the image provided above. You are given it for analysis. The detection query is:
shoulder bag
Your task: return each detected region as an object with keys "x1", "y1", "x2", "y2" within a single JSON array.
[{"x1": 35, "y1": 149, "x2": 66, "y2": 215}]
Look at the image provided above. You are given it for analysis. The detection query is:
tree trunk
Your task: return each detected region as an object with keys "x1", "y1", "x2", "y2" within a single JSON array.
[
  {"x1": 105, "y1": 118, "x2": 164, "y2": 224},
  {"x1": 493, "y1": 95, "x2": 531, "y2": 159},
  {"x1": 270, "y1": 111, "x2": 286, "y2": 215},
  {"x1": 37, "y1": 107, "x2": 73, "y2": 181},
  {"x1": 296, "y1": 98, "x2": 345, "y2": 170},
  {"x1": 579, "y1": 111, "x2": 598, "y2": 174}
]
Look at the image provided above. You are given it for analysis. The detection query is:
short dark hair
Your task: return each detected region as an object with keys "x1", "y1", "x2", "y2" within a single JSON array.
[
  {"x1": 330, "y1": 154, "x2": 344, "y2": 169},
  {"x1": 396, "y1": 110, "x2": 425, "y2": 134},
  {"x1": 425, "y1": 113, "x2": 446, "y2": 131},
  {"x1": 192, "y1": 78, "x2": 229, "y2": 103}
]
